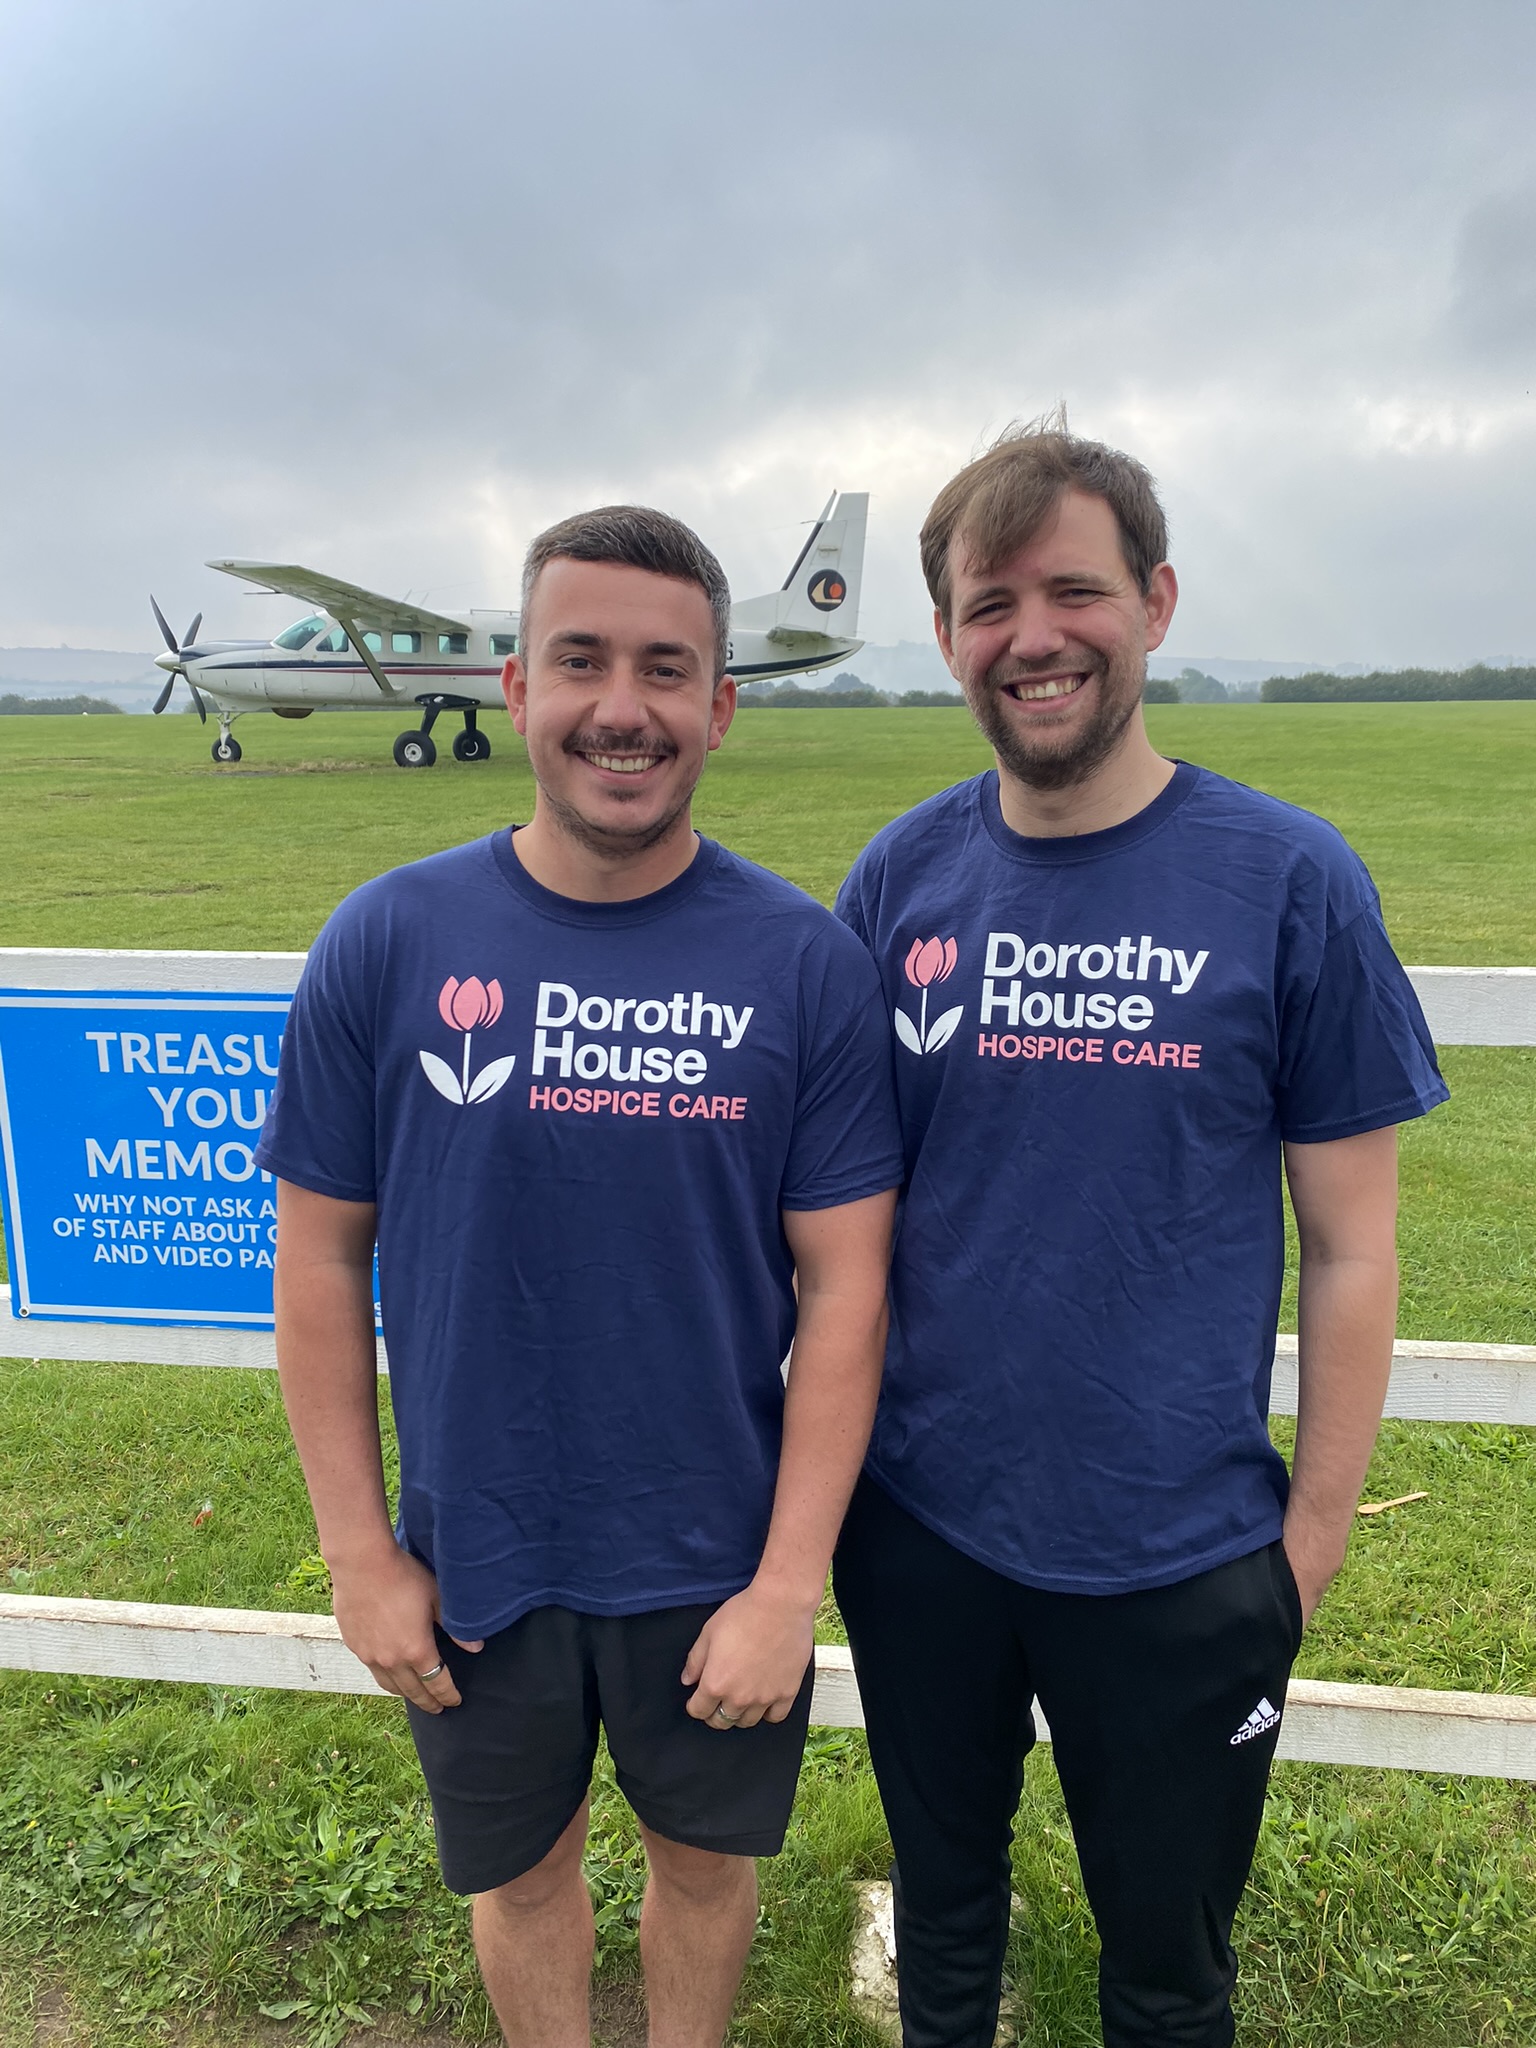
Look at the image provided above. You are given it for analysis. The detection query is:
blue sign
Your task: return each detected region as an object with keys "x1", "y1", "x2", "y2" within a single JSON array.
[{"x1": 0, "y1": 986, "x2": 291, "y2": 1328}]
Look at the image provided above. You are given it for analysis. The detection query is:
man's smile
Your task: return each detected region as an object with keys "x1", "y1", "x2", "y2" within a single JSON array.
[
  {"x1": 1001, "y1": 671, "x2": 1090, "y2": 705},
  {"x1": 580, "y1": 750, "x2": 667, "y2": 776}
]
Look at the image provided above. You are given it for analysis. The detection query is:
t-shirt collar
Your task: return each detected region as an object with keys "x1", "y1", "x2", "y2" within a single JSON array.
[
  {"x1": 977, "y1": 759, "x2": 1201, "y2": 865},
  {"x1": 488, "y1": 828, "x2": 722, "y2": 925}
]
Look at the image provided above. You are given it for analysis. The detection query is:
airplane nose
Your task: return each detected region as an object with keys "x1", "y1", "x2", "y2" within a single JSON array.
[{"x1": 154, "y1": 650, "x2": 180, "y2": 672}]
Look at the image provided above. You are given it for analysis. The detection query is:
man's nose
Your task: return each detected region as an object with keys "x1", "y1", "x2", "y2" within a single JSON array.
[
  {"x1": 591, "y1": 660, "x2": 650, "y2": 728},
  {"x1": 1007, "y1": 599, "x2": 1070, "y2": 661}
]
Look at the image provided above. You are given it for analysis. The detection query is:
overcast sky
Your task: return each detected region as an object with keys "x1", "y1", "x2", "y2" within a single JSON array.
[{"x1": 2, "y1": 0, "x2": 1534, "y2": 664}]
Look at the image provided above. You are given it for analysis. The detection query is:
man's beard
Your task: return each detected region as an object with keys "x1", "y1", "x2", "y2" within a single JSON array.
[
  {"x1": 963, "y1": 645, "x2": 1146, "y2": 793},
  {"x1": 537, "y1": 726, "x2": 693, "y2": 861}
]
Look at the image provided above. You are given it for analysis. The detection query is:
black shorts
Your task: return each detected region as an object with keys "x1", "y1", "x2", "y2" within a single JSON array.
[{"x1": 405, "y1": 1601, "x2": 816, "y2": 1895}]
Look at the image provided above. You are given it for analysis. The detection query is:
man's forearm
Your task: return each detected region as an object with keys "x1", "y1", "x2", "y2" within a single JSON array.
[
  {"x1": 1286, "y1": 1248, "x2": 1398, "y2": 1607},
  {"x1": 1282, "y1": 1125, "x2": 1402, "y2": 1618},
  {"x1": 274, "y1": 1234, "x2": 395, "y2": 1565},
  {"x1": 679, "y1": 1191, "x2": 894, "y2": 1727},
  {"x1": 273, "y1": 1183, "x2": 472, "y2": 1709},
  {"x1": 752, "y1": 1293, "x2": 886, "y2": 1613}
]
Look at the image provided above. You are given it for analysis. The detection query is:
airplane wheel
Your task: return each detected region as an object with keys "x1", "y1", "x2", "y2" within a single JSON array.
[
  {"x1": 212, "y1": 735, "x2": 242, "y2": 763},
  {"x1": 394, "y1": 731, "x2": 437, "y2": 768},
  {"x1": 453, "y1": 730, "x2": 492, "y2": 762}
]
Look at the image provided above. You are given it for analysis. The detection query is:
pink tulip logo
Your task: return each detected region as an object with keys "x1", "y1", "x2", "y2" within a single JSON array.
[
  {"x1": 420, "y1": 975, "x2": 515, "y2": 1106},
  {"x1": 439, "y1": 976, "x2": 504, "y2": 1032},
  {"x1": 896, "y1": 936, "x2": 963, "y2": 1057},
  {"x1": 904, "y1": 937, "x2": 957, "y2": 990}
]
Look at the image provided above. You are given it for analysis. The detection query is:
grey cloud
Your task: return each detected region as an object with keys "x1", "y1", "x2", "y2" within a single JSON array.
[{"x1": 1452, "y1": 186, "x2": 1536, "y2": 360}]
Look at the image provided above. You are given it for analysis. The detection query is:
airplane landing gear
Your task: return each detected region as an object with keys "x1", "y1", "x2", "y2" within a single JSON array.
[
  {"x1": 453, "y1": 708, "x2": 491, "y2": 762},
  {"x1": 396, "y1": 694, "x2": 489, "y2": 767},
  {"x1": 394, "y1": 730, "x2": 437, "y2": 768},
  {"x1": 212, "y1": 716, "x2": 242, "y2": 764}
]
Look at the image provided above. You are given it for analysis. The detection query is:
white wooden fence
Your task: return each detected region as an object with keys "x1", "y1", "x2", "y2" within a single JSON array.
[{"x1": 1, "y1": 950, "x2": 1533, "y2": 1779}]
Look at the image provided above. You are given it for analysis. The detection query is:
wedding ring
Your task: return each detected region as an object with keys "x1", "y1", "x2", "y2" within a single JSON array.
[
  {"x1": 416, "y1": 1661, "x2": 446, "y2": 1681},
  {"x1": 712, "y1": 1704, "x2": 740, "y2": 1724}
]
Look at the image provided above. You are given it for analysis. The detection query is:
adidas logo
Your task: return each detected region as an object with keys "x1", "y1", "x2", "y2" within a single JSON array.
[{"x1": 1229, "y1": 1697, "x2": 1281, "y2": 1745}]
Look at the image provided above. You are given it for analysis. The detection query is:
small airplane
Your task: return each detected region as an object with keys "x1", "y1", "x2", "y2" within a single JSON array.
[{"x1": 150, "y1": 492, "x2": 869, "y2": 766}]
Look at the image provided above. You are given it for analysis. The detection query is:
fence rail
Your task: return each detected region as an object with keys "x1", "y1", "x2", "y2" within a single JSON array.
[{"x1": 2, "y1": 1594, "x2": 1533, "y2": 1780}]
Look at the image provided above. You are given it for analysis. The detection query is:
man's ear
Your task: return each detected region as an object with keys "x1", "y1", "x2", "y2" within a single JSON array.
[
  {"x1": 502, "y1": 655, "x2": 527, "y2": 735},
  {"x1": 708, "y1": 675, "x2": 737, "y2": 752},
  {"x1": 1142, "y1": 564, "x2": 1178, "y2": 654}
]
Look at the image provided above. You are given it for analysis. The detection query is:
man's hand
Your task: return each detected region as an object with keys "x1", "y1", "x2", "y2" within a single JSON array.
[
  {"x1": 681, "y1": 1581, "x2": 817, "y2": 1731},
  {"x1": 330, "y1": 1540, "x2": 483, "y2": 1714},
  {"x1": 1281, "y1": 1522, "x2": 1344, "y2": 1627}
]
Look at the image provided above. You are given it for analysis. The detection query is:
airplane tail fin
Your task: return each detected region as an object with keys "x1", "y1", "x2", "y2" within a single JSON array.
[{"x1": 730, "y1": 492, "x2": 868, "y2": 638}]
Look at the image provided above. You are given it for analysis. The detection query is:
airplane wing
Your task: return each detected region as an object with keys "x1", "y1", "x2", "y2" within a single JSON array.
[{"x1": 206, "y1": 560, "x2": 468, "y2": 637}]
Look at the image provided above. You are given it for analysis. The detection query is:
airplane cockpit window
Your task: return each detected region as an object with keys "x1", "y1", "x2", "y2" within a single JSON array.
[
  {"x1": 490, "y1": 634, "x2": 519, "y2": 657},
  {"x1": 391, "y1": 631, "x2": 422, "y2": 654},
  {"x1": 318, "y1": 626, "x2": 350, "y2": 654},
  {"x1": 274, "y1": 615, "x2": 326, "y2": 650},
  {"x1": 439, "y1": 632, "x2": 468, "y2": 655}
]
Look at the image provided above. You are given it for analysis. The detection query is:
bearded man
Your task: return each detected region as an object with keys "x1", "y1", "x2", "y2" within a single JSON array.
[{"x1": 832, "y1": 419, "x2": 1446, "y2": 2048}]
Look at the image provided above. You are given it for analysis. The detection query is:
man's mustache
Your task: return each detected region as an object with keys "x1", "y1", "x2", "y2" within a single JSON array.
[{"x1": 562, "y1": 728, "x2": 678, "y2": 759}]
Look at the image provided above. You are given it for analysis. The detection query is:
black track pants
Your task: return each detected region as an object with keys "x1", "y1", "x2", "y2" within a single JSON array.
[{"x1": 834, "y1": 1477, "x2": 1304, "y2": 2048}]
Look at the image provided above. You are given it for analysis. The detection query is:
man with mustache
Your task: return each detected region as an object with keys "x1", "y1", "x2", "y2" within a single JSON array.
[
  {"x1": 258, "y1": 506, "x2": 901, "y2": 2048},
  {"x1": 833, "y1": 418, "x2": 1447, "y2": 2048}
]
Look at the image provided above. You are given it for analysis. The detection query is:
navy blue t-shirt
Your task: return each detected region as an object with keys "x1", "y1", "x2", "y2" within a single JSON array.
[
  {"x1": 257, "y1": 832, "x2": 903, "y2": 1639},
  {"x1": 835, "y1": 764, "x2": 1447, "y2": 1595}
]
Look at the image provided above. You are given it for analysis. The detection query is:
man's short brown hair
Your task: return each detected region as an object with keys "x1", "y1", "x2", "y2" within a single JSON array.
[
  {"x1": 920, "y1": 412, "x2": 1169, "y2": 625},
  {"x1": 521, "y1": 505, "x2": 732, "y2": 678}
]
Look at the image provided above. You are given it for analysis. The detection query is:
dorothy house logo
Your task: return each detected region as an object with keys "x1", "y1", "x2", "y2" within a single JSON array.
[
  {"x1": 896, "y1": 936, "x2": 964, "y2": 1056},
  {"x1": 420, "y1": 977, "x2": 517, "y2": 1106}
]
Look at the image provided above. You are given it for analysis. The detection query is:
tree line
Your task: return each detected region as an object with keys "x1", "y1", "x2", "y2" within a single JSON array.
[
  {"x1": 1260, "y1": 665, "x2": 1536, "y2": 702},
  {"x1": 1143, "y1": 665, "x2": 1536, "y2": 705},
  {"x1": 0, "y1": 693, "x2": 122, "y2": 715},
  {"x1": 1143, "y1": 670, "x2": 1260, "y2": 704}
]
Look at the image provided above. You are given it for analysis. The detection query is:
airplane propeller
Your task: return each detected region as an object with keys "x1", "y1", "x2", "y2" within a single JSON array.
[{"x1": 150, "y1": 596, "x2": 207, "y2": 720}]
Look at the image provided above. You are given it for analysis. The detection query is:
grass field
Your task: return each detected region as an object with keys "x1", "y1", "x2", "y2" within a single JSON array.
[
  {"x1": 1, "y1": 703, "x2": 1534, "y2": 2046},
  {"x1": 2, "y1": 698, "x2": 1534, "y2": 960}
]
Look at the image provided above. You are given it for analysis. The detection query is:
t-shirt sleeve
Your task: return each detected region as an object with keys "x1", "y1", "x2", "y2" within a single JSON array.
[
  {"x1": 780, "y1": 942, "x2": 904, "y2": 1212},
  {"x1": 253, "y1": 910, "x2": 379, "y2": 1201},
  {"x1": 833, "y1": 861, "x2": 871, "y2": 946},
  {"x1": 1276, "y1": 901, "x2": 1449, "y2": 1143}
]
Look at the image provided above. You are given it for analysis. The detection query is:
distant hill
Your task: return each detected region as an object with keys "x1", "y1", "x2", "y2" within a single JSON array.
[
  {"x1": 737, "y1": 673, "x2": 964, "y2": 708},
  {"x1": 850, "y1": 642, "x2": 960, "y2": 697},
  {"x1": 0, "y1": 647, "x2": 163, "y2": 712},
  {"x1": 0, "y1": 647, "x2": 161, "y2": 682}
]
